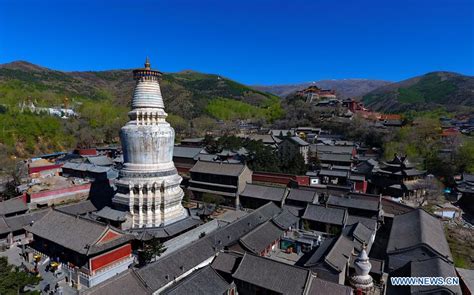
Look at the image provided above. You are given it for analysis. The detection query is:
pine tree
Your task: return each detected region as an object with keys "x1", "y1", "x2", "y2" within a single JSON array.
[{"x1": 140, "y1": 238, "x2": 167, "y2": 265}]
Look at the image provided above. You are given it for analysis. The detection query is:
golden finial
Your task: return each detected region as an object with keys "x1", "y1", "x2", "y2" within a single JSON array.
[{"x1": 144, "y1": 56, "x2": 151, "y2": 69}]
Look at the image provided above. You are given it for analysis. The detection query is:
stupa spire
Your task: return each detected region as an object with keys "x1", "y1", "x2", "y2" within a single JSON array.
[
  {"x1": 144, "y1": 56, "x2": 151, "y2": 69},
  {"x1": 350, "y1": 243, "x2": 374, "y2": 292}
]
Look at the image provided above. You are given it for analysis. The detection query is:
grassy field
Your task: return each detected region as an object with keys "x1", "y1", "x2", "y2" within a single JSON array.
[{"x1": 445, "y1": 223, "x2": 474, "y2": 269}]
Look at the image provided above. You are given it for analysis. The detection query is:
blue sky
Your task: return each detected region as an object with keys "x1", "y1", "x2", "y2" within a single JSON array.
[{"x1": 0, "y1": 0, "x2": 472, "y2": 85}]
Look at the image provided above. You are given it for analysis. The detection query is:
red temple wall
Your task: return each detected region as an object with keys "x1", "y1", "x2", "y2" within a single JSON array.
[
  {"x1": 28, "y1": 183, "x2": 91, "y2": 199},
  {"x1": 29, "y1": 164, "x2": 63, "y2": 174},
  {"x1": 90, "y1": 243, "x2": 131, "y2": 272}
]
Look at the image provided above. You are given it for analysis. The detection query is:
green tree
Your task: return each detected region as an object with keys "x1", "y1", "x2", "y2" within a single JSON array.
[
  {"x1": 277, "y1": 141, "x2": 306, "y2": 175},
  {"x1": 140, "y1": 238, "x2": 166, "y2": 265},
  {"x1": 167, "y1": 114, "x2": 187, "y2": 135},
  {"x1": 456, "y1": 140, "x2": 474, "y2": 174},
  {"x1": 202, "y1": 193, "x2": 225, "y2": 208},
  {"x1": 203, "y1": 134, "x2": 219, "y2": 154},
  {"x1": 424, "y1": 151, "x2": 456, "y2": 182},
  {"x1": 0, "y1": 257, "x2": 40, "y2": 294},
  {"x1": 245, "y1": 142, "x2": 281, "y2": 173}
]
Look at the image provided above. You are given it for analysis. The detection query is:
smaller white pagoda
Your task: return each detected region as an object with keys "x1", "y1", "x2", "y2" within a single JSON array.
[{"x1": 350, "y1": 244, "x2": 374, "y2": 293}]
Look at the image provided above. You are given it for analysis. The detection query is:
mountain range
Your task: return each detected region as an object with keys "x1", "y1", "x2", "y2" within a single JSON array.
[
  {"x1": 0, "y1": 61, "x2": 279, "y2": 120},
  {"x1": 362, "y1": 71, "x2": 474, "y2": 113},
  {"x1": 253, "y1": 79, "x2": 390, "y2": 99},
  {"x1": 3, "y1": 61, "x2": 470, "y2": 116},
  {"x1": 255, "y1": 72, "x2": 474, "y2": 114},
  {"x1": 0, "y1": 61, "x2": 473, "y2": 158}
]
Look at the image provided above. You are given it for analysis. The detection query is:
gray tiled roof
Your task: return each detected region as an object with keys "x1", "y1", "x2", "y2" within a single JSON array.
[
  {"x1": 162, "y1": 219, "x2": 223, "y2": 257},
  {"x1": 162, "y1": 266, "x2": 231, "y2": 295},
  {"x1": 368, "y1": 258, "x2": 385, "y2": 275},
  {"x1": 334, "y1": 140, "x2": 355, "y2": 146},
  {"x1": 318, "y1": 153, "x2": 352, "y2": 163},
  {"x1": 306, "y1": 224, "x2": 371, "y2": 274},
  {"x1": 216, "y1": 149, "x2": 237, "y2": 157},
  {"x1": 324, "y1": 235, "x2": 354, "y2": 272},
  {"x1": 462, "y1": 173, "x2": 474, "y2": 182},
  {"x1": 62, "y1": 162, "x2": 110, "y2": 173},
  {"x1": 307, "y1": 276, "x2": 353, "y2": 295},
  {"x1": 190, "y1": 161, "x2": 246, "y2": 177},
  {"x1": 282, "y1": 205, "x2": 305, "y2": 217},
  {"x1": 211, "y1": 252, "x2": 242, "y2": 274},
  {"x1": 173, "y1": 146, "x2": 204, "y2": 159},
  {"x1": 1, "y1": 210, "x2": 49, "y2": 234},
  {"x1": 133, "y1": 217, "x2": 202, "y2": 240},
  {"x1": 136, "y1": 235, "x2": 218, "y2": 292},
  {"x1": 312, "y1": 144, "x2": 354, "y2": 155},
  {"x1": 212, "y1": 202, "x2": 281, "y2": 246},
  {"x1": 289, "y1": 136, "x2": 309, "y2": 146},
  {"x1": 232, "y1": 253, "x2": 310, "y2": 295},
  {"x1": 346, "y1": 215, "x2": 377, "y2": 231},
  {"x1": 0, "y1": 217, "x2": 8, "y2": 234},
  {"x1": 56, "y1": 200, "x2": 98, "y2": 216},
  {"x1": 181, "y1": 137, "x2": 205, "y2": 143},
  {"x1": 272, "y1": 208, "x2": 299, "y2": 230},
  {"x1": 80, "y1": 270, "x2": 150, "y2": 295},
  {"x1": 246, "y1": 134, "x2": 282, "y2": 144},
  {"x1": 239, "y1": 221, "x2": 283, "y2": 254},
  {"x1": 165, "y1": 217, "x2": 202, "y2": 236},
  {"x1": 343, "y1": 222, "x2": 373, "y2": 251},
  {"x1": 286, "y1": 188, "x2": 317, "y2": 203},
  {"x1": 456, "y1": 268, "x2": 474, "y2": 294},
  {"x1": 403, "y1": 168, "x2": 425, "y2": 176},
  {"x1": 380, "y1": 198, "x2": 413, "y2": 216},
  {"x1": 409, "y1": 258, "x2": 462, "y2": 294},
  {"x1": 319, "y1": 169, "x2": 349, "y2": 178},
  {"x1": 327, "y1": 195, "x2": 380, "y2": 212},
  {"x1": 302, "y1": 204, "x2": 347, "y2": 226},
  {"x1": 93, "y1": 206, "x2": 128, "y2": 221},
  {"x1": 136, "y1": 202, "x2": 280, "y2": 292},
  {"x1": 304, "y1": 237, "x2": 336, "y2": 267},
  {"x1": 387, "y1": 209, "x2": 452, "y2": 261},
  {"x1": 240, "y1": 184, "x2": 286, "y2": 202},
  {"x1": 0, "y1": 197, "x2": 28, "y2": 216},
  {"x1": 349, "y1": 174, "x2": 365, "y2": 181},
  {"x1": 25, "y1": 210, "x2": 131, "y2": 255},
  {"x1": 85, "y1": 155, "x2": 113, "y2": 166}
]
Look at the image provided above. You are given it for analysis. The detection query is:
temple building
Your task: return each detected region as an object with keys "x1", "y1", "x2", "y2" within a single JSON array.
[
  {"x1": 112, "y1": 58, "x2": 188, "y2": 228},
  {"x1": 25, "y1": 209, "x2": 134, "y2": 289},
  {"x1": 455, "y1": 173, "x2": 474, "y2": 214},
  {"x1": 370, "y1": 154, "x2": 427, "y2": 199},
  {"x1": 295, "y1": 85, "x2": 337, "y2": 103}
]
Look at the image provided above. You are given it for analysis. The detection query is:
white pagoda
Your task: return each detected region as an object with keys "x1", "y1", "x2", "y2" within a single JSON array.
[
  {"x1": 113, "y1": 58, "x2": 187, "y2": 228},
  {"x1": 350, "y1": 244, "x2": 374, "y2": 293}
]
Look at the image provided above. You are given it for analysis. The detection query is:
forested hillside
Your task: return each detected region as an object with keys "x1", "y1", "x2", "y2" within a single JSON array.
[
  {"x1": 363, "y1": 71, "x2": 474, "y2": 113},
  {"x1": 0, "y1": 61, "x2": 282, "y2": 158}
]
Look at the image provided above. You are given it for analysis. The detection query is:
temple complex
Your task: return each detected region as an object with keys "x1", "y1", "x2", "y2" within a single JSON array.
[{"x1": 112, "y1": 58, "x2": 188, "y2": 228}]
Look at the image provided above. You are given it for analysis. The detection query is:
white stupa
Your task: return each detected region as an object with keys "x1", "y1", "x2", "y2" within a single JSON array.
[
  {"x1": 112, "y1": 58, "x2": 188, "y2": 228},
  {"x1": 350, "y1": 244, "x2": 374, "y2": 291}
]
